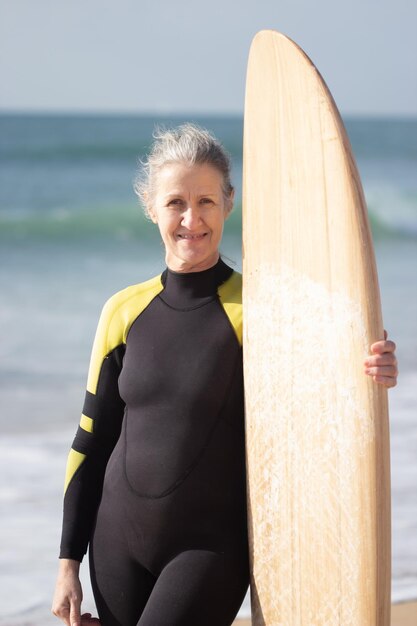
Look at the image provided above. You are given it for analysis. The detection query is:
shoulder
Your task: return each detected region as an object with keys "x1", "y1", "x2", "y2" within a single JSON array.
[
  {"x1": 96, "y1": 273, "x2": 164, "y2": 347},
  {"x1": 218, "y1": 270, "x2": 242, "y2": 302},
  {"x1": 218, "y1": 270, "x2": 242, "y2": 345},
  {"x1": 85, "y1": 274, "x2": 164, "y2": 394},
  {"x1": 103, "y1": 274, "x2": 164, "y2": 317}
]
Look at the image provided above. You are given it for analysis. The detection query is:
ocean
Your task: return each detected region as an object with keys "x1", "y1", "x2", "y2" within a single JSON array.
[{"x1": 0, "y1": 113, "x2": 416, "y2": 623}]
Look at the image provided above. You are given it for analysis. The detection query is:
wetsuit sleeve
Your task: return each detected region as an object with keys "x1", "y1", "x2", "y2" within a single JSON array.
[
  {"x1": 59, "y1": 298, "x2": 126, "y2": 562},
  {"x1": 59, "y1": 275, "x2": 165, "y2": 561}
]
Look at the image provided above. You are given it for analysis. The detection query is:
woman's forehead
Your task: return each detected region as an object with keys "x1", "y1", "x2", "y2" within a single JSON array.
[{"x1": 156, "y1": 162, "x2": 223, "y2": 190}]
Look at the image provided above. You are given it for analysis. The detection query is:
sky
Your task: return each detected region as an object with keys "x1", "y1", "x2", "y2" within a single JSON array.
[{"x1": 1, "y1": 0, "x2": 416, "y2": 116}]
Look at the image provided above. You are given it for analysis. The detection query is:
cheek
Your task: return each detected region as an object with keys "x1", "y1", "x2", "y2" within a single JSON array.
[
  {"x1": 156, "y1": 216, "x2": 177, "y2": 240},
  {"x1": 213, "y1": 213, "x2": 226, "y2": 235}
]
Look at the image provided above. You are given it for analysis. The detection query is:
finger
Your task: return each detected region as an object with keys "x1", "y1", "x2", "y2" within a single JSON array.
[
  {"x1": 370, "y1": 339, "x2": 396, "y2": 354},
  {"x1": 81, "y1": 613, "x2": 100, "y2": 626},
  {"x1": 364, "y1": 354, "x2": 398, "y2": 367},
  {"x1": 371, "y1": 374, "x2": 397, "y2": 388},
  {"x1": 81, "y1": 615, "x2": 101, "y2": 625},
  {"x1": 365, "y1": 365, "x2": 398, "y2": 379},
  {"x1": 70, "y1": 602, "x2": 82, "y2": 626}
]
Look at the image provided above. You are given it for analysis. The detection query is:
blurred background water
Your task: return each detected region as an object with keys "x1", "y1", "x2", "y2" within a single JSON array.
[{"x1": 0, "y1": 113, "x2": 416, "y2": 623}]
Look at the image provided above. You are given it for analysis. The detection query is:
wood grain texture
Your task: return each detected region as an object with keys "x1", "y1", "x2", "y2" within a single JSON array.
[
  {"x1": 233, "y1": 602, "x2": 417, "y2": 626},
  {"x1": 242, "y1": 30, "x2": 391, "y2": 625}
]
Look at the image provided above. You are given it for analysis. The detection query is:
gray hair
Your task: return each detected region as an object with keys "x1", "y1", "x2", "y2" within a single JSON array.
[{"x1": 134, "y1": 123, "x2": 234, "y2": 217}]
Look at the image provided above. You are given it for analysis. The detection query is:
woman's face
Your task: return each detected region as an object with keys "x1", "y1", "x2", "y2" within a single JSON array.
[{"x1": 149, "y1": 162, "x2": 233, "y2": 273}]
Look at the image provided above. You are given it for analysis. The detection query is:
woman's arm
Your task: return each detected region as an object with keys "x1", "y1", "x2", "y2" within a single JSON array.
[
  {"x1": 54, "y1": 295, "x2": 129, "y2": 624},
  {"x1": 59, "y1": 295, "x2": 127, "y2": 562}
]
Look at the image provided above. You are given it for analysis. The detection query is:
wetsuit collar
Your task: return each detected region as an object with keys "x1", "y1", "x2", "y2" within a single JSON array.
[{"x1": 160, "y1": 258, "x2": 233, "y2": 309}]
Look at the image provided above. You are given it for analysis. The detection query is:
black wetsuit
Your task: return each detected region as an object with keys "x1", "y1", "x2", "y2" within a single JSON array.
[{"x1": 59, "y1": 259, "x2": 249, "y2": 626}]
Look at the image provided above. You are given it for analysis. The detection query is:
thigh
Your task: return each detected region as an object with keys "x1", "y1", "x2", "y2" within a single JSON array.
[
  {"x1": 138, "y1": 549, "x2": 249, "y2": 626},
  {"x1": 89, "y1": 521, "x2": 156, "y2": 626}
]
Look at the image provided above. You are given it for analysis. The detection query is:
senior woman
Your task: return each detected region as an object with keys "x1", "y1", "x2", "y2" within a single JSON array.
[{"x1": 52, "y1": 124, "x2": 398, "y2": 626}]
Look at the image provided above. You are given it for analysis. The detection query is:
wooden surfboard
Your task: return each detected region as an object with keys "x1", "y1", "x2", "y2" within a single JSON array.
[{"x1": 242, "y1": 30, "x2": 391, "y2": 625}]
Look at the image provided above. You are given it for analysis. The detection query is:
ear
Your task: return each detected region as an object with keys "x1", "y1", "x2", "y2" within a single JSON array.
[
  {"x1": 148, "y1": 208, "x2": 158, "y2": 224},
  {"x1": 224, "y1": 189, "x2": 235, "y2": 219},
  {"x1": 143, "y1": 191, "x2": 158, "y2": 223}
]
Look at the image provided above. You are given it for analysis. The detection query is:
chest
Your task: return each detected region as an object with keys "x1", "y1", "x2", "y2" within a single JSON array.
[{"x1": 118, "y1": 295, "x2": 241, "y2": 409}]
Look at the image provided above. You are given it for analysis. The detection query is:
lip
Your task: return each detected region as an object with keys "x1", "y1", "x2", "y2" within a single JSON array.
[{"x1": 176, "y1": 232, "x2": 208, "y2": 240}]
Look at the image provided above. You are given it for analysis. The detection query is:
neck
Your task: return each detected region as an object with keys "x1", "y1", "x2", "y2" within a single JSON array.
[
  {"x1": 165, "y1": 251, "x2": 220, "y2": 274},
  {"x1": 159, "y1": 258, "x2": 233, "y2": 309}
]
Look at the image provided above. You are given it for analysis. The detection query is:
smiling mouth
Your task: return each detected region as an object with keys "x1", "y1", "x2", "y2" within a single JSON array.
[{"x1": 177, "y1": 233, "x2": 208, "y2": 240}]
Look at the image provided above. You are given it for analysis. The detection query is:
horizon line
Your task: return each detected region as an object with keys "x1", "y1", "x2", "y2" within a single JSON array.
[{"x1": 1, "y1": 108, "x2": 416, "y2": 121}]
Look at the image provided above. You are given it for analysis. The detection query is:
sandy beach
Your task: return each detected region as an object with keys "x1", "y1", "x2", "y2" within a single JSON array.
[{"x1": 233, "y1": 601, "x2": 417, "y2": 625}]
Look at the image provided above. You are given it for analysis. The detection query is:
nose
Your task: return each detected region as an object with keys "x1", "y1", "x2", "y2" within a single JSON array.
[{"x1": 181, "y1": 205, "x2": 202, "y2": 230}]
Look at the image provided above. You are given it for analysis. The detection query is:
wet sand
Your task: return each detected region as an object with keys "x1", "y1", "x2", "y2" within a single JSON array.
[{"x1": 233, "y1": 601, "x2": 417, "y2": 625}]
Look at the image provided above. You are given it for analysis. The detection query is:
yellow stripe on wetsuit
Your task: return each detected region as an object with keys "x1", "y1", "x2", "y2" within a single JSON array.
[
  {"x1": 218, "y1": 271, "x2": 243, "y2": 346},
  {"x1": 64, "y1": 274, "x2": 165, "y2": 494}
]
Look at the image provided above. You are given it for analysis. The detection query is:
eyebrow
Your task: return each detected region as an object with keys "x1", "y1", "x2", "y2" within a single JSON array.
[{"x1": 164, "y1": 189, "x2": 219, "y2": 197}]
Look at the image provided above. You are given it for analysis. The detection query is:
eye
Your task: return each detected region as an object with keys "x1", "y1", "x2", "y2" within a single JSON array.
[
  {"x1": 200, "y1": 197, "x2": 214, "y2": 205},
  {"x1": 168, "y1": 198, "x2": 184, "y2": 208}
]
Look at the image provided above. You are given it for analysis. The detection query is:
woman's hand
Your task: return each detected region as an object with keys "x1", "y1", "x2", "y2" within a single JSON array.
[
  {"x1": 52, "y1": 559, "x2": 83, "y2": 626},
  {"x1": 364, "y1": 330, "x2": 398, "y2": 388}
]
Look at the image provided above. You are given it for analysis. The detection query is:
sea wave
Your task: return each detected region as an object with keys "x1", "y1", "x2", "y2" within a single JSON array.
[
  {"x1": 0, "y1": 201, "x2": 415, "y2": 241},
  {"x1": 0, "y1": 205, "x2": 153, "y2": 240},
  {"x1": 1, "y1": 114, "x2": 416, "y2": 241}
]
